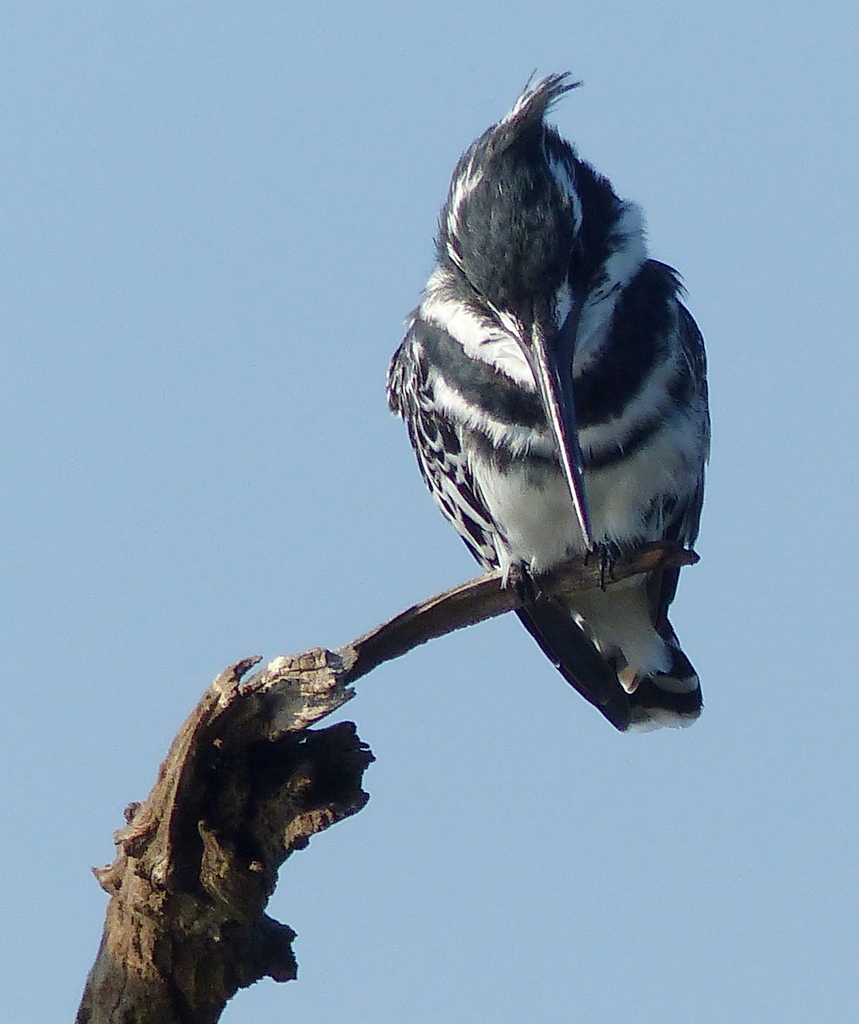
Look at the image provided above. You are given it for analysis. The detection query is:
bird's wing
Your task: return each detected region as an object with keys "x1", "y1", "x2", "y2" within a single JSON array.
[
  {"x1": 645, "y1": 302, "x2": 708, "y2": 638},
  {"x1": 388, "y1": 320, "x2": 501, "y2": 568}
]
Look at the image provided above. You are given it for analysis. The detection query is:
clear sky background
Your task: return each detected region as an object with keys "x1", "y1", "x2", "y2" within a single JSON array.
[{"x1": 3, "y1": 2, "x2": 859, "y2": 1022}]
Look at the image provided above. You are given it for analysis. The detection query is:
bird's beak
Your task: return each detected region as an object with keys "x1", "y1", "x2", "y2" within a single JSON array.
[{"x1": 520, "y1": 312, "x2": 595, "y2": 552}]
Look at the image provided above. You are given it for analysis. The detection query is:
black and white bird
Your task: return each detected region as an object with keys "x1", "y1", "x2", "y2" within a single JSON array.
[{"x1": 388, "y1": 74, "x2": 709, "y2": 731}]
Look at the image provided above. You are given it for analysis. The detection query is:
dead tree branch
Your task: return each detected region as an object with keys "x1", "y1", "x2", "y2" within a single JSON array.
[
  {"x1": 77, "y1": 541, "x2": 695, "y2": 1024},
  {"x1": 337, "y1": 540, "x2": 697, "y2": 684}
]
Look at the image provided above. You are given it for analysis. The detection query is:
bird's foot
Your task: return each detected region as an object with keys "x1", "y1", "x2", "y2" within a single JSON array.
[
  {"x1": 584, "y1": 542, "x2": 620, "y2": 591},
  {"x1": 502, "y1": 560, "x2": 539, "y2": 605}
]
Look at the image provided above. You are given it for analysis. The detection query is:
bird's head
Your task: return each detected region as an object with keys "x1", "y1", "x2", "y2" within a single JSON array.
[{"x1": 438, "y1": 73, "x2": 595, "y2": 549}]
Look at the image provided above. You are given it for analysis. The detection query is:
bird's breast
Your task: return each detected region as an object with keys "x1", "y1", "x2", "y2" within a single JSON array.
[{"x1": 468, "y1": 417, "x2": 702, "y2": 573}]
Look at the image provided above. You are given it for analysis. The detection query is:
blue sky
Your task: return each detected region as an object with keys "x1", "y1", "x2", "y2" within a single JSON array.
[{"x1": 3, "y1": 2, "x2": 859, "y2": 1021}]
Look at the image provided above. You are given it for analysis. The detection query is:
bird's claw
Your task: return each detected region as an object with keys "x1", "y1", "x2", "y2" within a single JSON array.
[
  {"x1": 503, "y1": 561, "x2": 539, "y2": 605},
  {"x1": 584, "y1": 543, "x2": 619, "y2": 591}
]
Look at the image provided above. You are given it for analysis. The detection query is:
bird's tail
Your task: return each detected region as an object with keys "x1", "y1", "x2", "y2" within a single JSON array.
[
  {"x1": 625, "y1": 635, "x2": 703, "y2": 731},
  {"x1": 517, "y1": 597, "x2": 632, "y2": 730},
  {"x1": 517, "y1": 598, "x2": 702, "y2": 732}
]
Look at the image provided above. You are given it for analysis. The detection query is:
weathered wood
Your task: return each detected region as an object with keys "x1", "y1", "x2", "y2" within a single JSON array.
[
  {"x1": 77, "y1": 542, "x2": 696, "y2": 1023},
  {"x1": 77, "y1": 653, "x2": 372, "y2": 1024}
]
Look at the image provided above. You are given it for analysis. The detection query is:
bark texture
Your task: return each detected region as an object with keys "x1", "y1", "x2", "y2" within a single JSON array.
[
  {"x1": 77, "y1": 651, "x2": 371, "y2": 1024},
  {"x1": 77, "y1": 541, "x2": 695, "y2": 1024}
]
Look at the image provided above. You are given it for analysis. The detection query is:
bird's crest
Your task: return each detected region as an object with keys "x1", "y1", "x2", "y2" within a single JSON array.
[
  {"x1": 501, "y1": 73, "x2": 582, "y2": 133},
  {"x1": 475, "y1": 72, "x2": 582, "y2": 163}
]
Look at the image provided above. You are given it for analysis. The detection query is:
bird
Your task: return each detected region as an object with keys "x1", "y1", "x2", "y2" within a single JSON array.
[{"x1": 387, "y1": 74, "x2": 709, "y2": 731}]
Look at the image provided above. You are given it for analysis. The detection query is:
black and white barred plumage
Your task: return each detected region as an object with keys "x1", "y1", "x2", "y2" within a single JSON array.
[{"x1": 388, "y1": 74, "x2": 709, "y2": 731}]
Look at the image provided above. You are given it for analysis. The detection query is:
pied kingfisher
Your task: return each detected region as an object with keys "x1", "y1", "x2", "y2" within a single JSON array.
[{"x1": 388, "y1": 74, "x2": 709, "y2": 731}]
